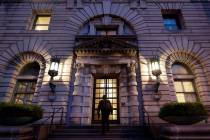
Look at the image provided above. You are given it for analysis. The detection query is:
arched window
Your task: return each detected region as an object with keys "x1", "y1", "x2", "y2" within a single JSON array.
[
  {"x1": 172, "y1": 63, "x2": 198, "y2": 103},
  {"x1": 13, "y1": 62, "x2": 40, "y2": 104}
]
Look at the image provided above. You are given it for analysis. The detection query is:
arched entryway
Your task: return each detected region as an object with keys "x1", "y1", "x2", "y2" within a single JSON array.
[{"x1": 67, "y1": 36, "x2": 141, "y2": 125}]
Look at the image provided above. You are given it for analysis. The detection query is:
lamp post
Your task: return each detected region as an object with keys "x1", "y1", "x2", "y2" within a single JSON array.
[
  {"x1": 48, "y1": 58, "x2": 60, "y2": 102},
  {"x1": 151, "y1": 57, "x2": 162, "y2": 101}
]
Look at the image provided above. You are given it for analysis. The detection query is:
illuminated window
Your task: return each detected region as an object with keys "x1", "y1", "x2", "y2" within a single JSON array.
[
  {"x1": 14, "y1": 62, "x2": 40, "y2": 104},
  {"x1": 172, "y1": 63, "x2": 198, "y2": 103},
  {"x1": 93, "y1": 78, "x2": 118, "y2": 123},
  {"x1": 33, "y1": 15, "x2": 51, "y2": 31}
]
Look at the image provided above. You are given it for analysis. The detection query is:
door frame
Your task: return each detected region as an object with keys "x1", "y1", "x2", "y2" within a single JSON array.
[{"x1": 92, "y1": 74, "x2": 120, "y2": 124}]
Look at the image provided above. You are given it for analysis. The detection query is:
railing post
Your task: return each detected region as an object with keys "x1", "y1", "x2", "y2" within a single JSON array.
[
  {"x1": 50, "y1": 107, "x2": 55, "y2": 130},
  {"x1": 60, "y1": 107, "x2": 64, "y2": 124}
]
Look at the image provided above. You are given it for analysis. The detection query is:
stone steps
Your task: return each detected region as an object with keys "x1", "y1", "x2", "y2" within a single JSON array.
[{"x1": 47, "y1": 125, "x2": 154, "y2": 140}]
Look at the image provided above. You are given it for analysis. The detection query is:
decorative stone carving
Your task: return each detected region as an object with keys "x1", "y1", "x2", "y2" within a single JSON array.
[
  {"x1": 76, "y1": 63, "x2": 84, "y2": 74},
  {"x1": 29, "y1": 0, "x2": 55, "y2": 11},
  {"x1": 102, "y1": 65, "x2": 109, "y2": 74},
  {"x1": 130, "y1": 60, "x2": 136, "y2": 73},
  {"x1": 75, "y1": 37, "x2": 137, "y2": 57}
]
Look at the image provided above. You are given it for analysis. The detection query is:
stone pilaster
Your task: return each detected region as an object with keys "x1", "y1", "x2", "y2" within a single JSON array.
[
  {"x1": 119, "y1": 67, "x2": 129, "y2": 125},
  {"x1": 127, "y1": 61, "x2": 140, "y2": 125},
  {"x1": 69, "y1": 63, "x2": 84, "y2": 124},
  {"x1": 80, "y1": 66, "x2": 93, "y2": 125}
]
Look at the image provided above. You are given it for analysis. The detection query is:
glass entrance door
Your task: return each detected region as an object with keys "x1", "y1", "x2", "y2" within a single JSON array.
[{"x1": 92, "y1": 78, "x2": 119, "y2": 123}]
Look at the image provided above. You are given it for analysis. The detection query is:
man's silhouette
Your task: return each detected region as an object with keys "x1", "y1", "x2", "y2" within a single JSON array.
[{"x1": 97, "y1": 95, "x2": 113, "y2": 134}]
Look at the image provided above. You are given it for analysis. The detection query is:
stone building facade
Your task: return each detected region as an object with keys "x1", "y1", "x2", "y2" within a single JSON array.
[{"x1": 0, "y1": 0, "x2": 210, "y2": 126}]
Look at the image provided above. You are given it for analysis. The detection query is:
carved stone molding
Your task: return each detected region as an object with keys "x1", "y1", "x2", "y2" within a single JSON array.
[
  {"x1": 75, "y1": 37, "x2": 138, "y2": 57},
  {"x1": 29, "y1": 0, "x2": 56, "y2": 11}
]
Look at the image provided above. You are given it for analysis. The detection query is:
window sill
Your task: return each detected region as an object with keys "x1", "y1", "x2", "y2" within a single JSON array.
[{"x1": 161, "y1": 28, "x2": 192, "y2": 34}]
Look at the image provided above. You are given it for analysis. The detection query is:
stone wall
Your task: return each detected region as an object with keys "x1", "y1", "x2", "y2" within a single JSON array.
[{"x1": 0, "y1": 0, "x2": 210, "y2": 124}]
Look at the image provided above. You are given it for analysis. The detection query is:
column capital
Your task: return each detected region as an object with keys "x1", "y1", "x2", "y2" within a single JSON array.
[
  {"x1": 75, "y1": 63, "x2": 84, "y2": 74},
  {"x1": 127, "y1": 60, "x2": 136, "y2": 73}
]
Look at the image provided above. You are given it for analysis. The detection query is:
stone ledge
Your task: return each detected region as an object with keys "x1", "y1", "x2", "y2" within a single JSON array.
[
  {"x1": 154, "y1": 124, "x2": 210, "y2": 140},
  {"x1": 0, "y1": 126, "x2": 33, "y2": 140},
  {"x1": 0, "y1": 126, "x2": 33, "y2": 135}
]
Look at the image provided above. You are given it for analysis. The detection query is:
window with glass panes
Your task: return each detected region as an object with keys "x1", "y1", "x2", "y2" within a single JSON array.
[
  {"x1": 161, "y1": 9, "x2": 184, "y2": 31},
  {"x1": 14, "y1": 80, "x2": 37, "y2": 104},
  {"x1": 163, "y1": 18, "x2": 179, "y2": 30},
  {"x1": 33, "y1": 15, "x2": 51, "y2": 31},
  {"x1": 93, "y1": 78, "x2": 119, "y2": 123},
  {"x1": 14, "y1": 62, "x2": 40, "y2": 104},
  {"x1": 172, "y1": 63, "x2": 198, "y2": 103}
]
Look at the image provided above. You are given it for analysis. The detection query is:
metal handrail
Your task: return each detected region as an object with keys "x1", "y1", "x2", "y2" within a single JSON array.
[
  {"x1": 31, "y1": 106, "x2": 64, "y2": 140},
  {"x1": 33, "y1": 106, "x2": 64, "y2": 127},
  {"x1": 143, "y1": 107, "x2": 152, "y2": 126},
  {"x1": 143, "y1": 107, "x2": 159, "y2": 140},
  {"x1": 48, "y1": 107, "x2": 64, "y2": 127}
]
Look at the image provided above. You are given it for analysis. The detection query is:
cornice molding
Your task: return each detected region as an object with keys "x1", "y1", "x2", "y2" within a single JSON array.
[{"x1": 75, "y1": 36, "x2": 138, "y2": 56}]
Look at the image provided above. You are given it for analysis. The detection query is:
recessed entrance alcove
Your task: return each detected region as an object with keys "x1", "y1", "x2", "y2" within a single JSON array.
[{"x1": 67, "y1": 37, "x2": 141, "y2": 125}]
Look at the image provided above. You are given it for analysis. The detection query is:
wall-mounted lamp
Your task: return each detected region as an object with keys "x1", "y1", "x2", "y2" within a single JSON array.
[
  {"x1": 151, "y1": 57, "x2": 162, "y2": 101},
  {"x1": 48, "y1": 58, "x2": 60, "y2": 102}
]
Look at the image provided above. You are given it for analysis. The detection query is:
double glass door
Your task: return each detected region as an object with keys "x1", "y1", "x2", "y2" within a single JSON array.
[{"x1": 92, "y1": 78, "x2": 119, "y2": 123}]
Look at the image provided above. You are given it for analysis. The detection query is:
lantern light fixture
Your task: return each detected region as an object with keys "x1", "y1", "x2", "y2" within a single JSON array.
[
  {"x1": 151, "y1": 57, "x2": 162, "y2": 101},
  {"x1": 48, "y1": 58, "x2": 60, "y2": 78},
  {"x1": 151, "y1": 57, "x2": 162, "y2": 77},
  {"x1": 48, "y1": 57, "x2": 60, "y2": 102}
]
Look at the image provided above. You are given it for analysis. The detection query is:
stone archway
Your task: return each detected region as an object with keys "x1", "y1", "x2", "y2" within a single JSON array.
[{"x1": 0, "y1": 52, "x2": 46, "y2": 103}]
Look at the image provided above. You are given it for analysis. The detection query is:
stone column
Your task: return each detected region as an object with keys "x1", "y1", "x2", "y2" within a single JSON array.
[
  {"x1": 69, "y1": 63, "x2": 84, "y2": 124},
  {"x1": 127, "y1": 61, "x2": 140, "y2": 125}
]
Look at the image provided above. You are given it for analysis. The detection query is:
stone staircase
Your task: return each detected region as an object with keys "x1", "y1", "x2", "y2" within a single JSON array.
[{"x1": 47, "y1": 125, "x2": 155, "y2": 140}]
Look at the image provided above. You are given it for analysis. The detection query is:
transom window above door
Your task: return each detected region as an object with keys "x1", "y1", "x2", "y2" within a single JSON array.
[{"x1": 172, "y1": 63, "x2": 198, "y2": 103}]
